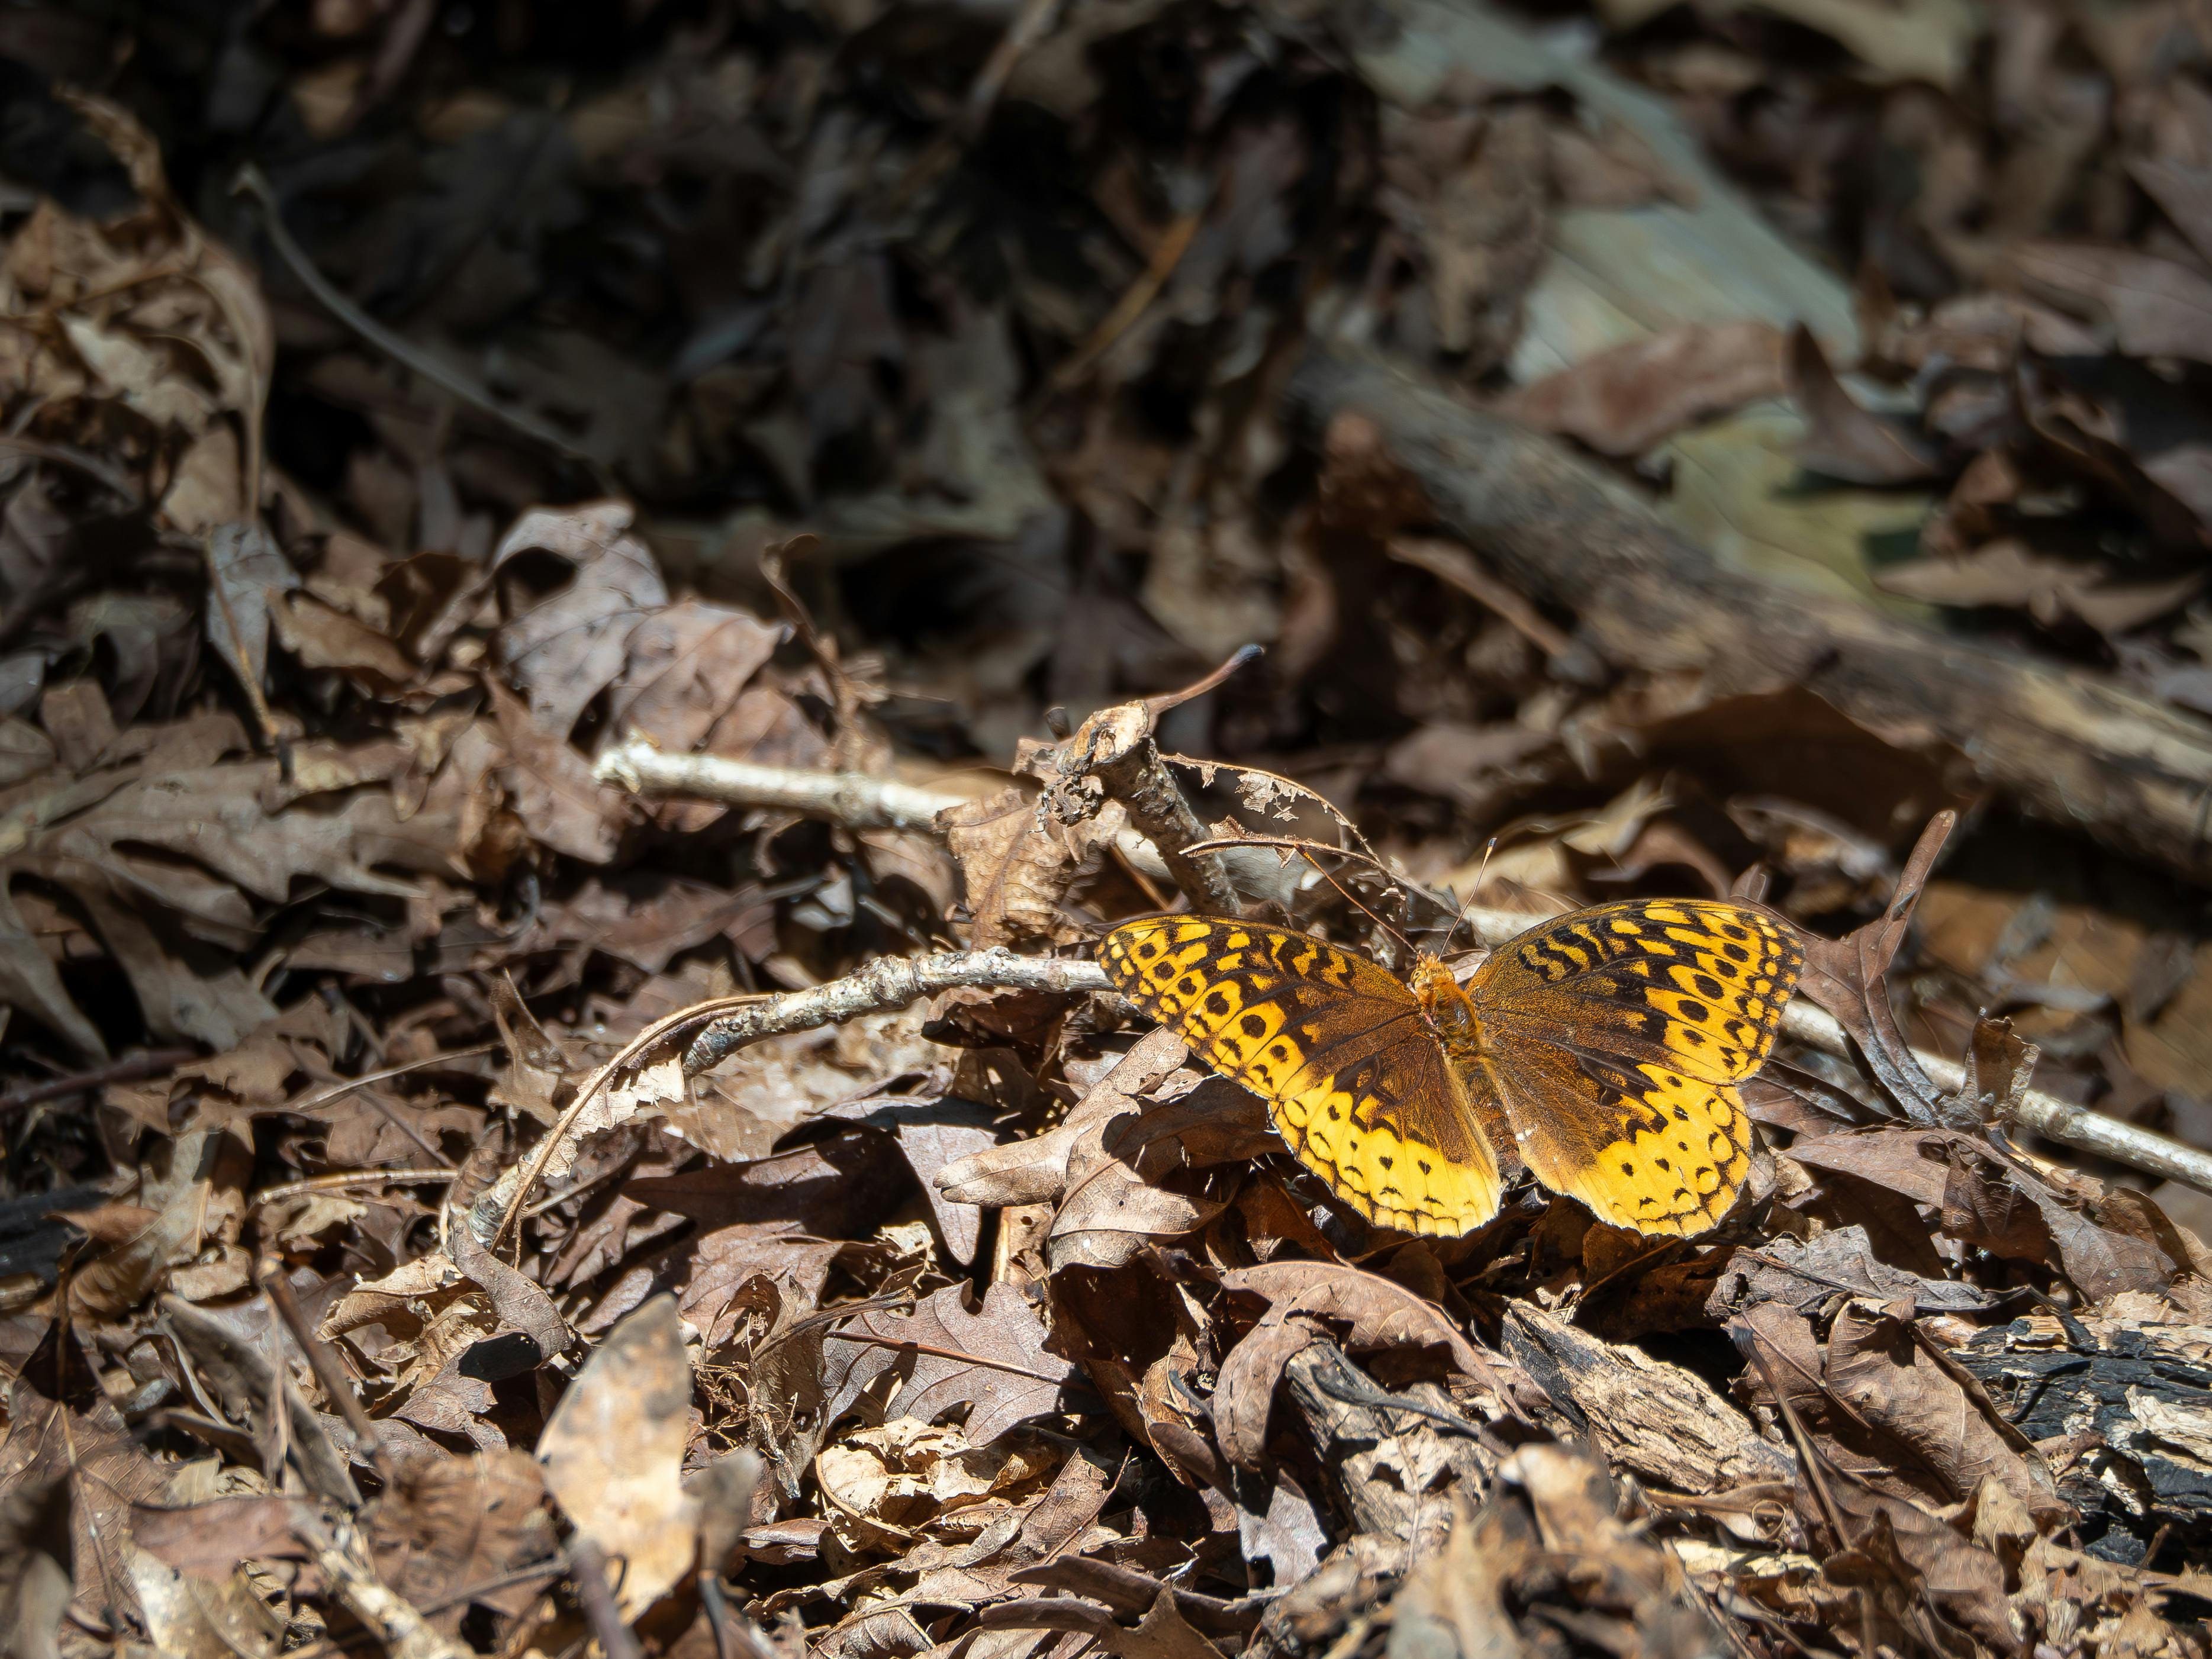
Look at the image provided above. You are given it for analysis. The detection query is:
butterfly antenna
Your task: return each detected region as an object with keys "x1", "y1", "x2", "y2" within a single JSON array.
[
  {"x1": 1313, "y1": 858, "x2": 1421, "y2": 961},
  {"x1": 1438, "y1": 839, "x2": 1497, "y2": 957}
]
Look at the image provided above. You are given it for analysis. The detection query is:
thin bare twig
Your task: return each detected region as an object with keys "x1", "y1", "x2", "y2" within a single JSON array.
[
  {"x1": 885, "y1": 0, "x2": 1063, "y2": 208},
  {"x1": 1, "y1": 1047, "x2": 196, "y2": 1119},
  {"x1": 230, "y1": 165, "x2": 606, "y2": 477},
  {"x1": 0, "y1": 434, "x2": 144, "y2": 502},
  {"x1": 282, "y1": 1043, "x2": 498, "y2": 1170},
  {"x1": 250, "y1": 1168, "x2": 458, "y2": 1209},
  {"x1": 569, "y1": 1539, "x2": 644, "y2": 1659},
  {"x1": 1051, "y1": 207, "x2": 1208, "y2": 391},
  {"x1": 259, "y1": 1257, "x2": 392, "y2": 1487},
  {"x1": 1388, "y1": 536, "x2": 1576, "y2": 661},
  {"x1": 293, "y1": 1510, "x2": 469, "y2": 1659},
  {"x1": 681, "y1": 948, "x2": 1115, "y2": 1074}
]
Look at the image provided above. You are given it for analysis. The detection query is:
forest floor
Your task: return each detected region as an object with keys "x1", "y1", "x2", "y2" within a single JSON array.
[{"x1": 3, "y1": 3, "x2": 2212, "y2": 1659}]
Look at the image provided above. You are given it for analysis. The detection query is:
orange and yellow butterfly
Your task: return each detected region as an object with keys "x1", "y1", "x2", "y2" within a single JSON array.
[{"x1": 1097, "y1": 900, "x2": 1803, "y2": 1237}]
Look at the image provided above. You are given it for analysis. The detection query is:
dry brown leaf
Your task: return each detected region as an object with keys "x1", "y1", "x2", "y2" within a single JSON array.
[
  {"x1": 486, "y1": 672, "x2": 628, "y2": 863},
  {"x1": 605, "y1": 597, "x2": 785, "y2": 749},
  {"x1": 1823, "y1": 1300, "x2": 2066, "y2": 1522},
  {"x1": 538, "y1": 1293, "x2": 698, "y2": 1618},
  {"x1": 822, "y1": 1282, "x2": 1084, "y2": 1450},
  {"x1": 492, "y1": 500, "x2": 671, "y2": 737},
  {"x1": 369, "y1": 1451, "x2": 560, "y2": 1636},
  {"x1": 202, "y1": 522, "x2": 302, "y2": 705},
  {"x1": 1789, "y1": 326, "x2": 1940, "y2": 485},
  {"x1": 1877, "y1": 540, "x2": 2202, "y2": 637},
  {"x1": 936, "y1": 1027, "x2": 1189, "y2": 1210},
  {"x1": 1499, "y1": 321, "x2": 1787, "y2": 457},
  {"x1": 1795, "y1": 813, "x2": 1953, "y2": 1123},
  {"x1": 1384, "y1": 1493, "x2": 1529, "y2": 1659},
  {"x1": 938, "y1": 787, "x2": 1089, "y2": 949},
  {"x1": 1220, "y1": 1259, "x2": 1492, "y2": 1381},
  {"x1": 2007, "y1": 243, "x2": 2212, "y2": 363},
  {"x1": 271, "y1": 589, "x2": 418, "y2": 692}
]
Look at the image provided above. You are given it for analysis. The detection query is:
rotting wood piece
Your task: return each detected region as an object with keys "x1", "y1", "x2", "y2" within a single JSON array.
[
  {"x1": 1952, "y1": 1315, "x2": 2212, "y2": 1567},
  {"x1": 1277, "y1": 1341, "x2": 1496, "y2": 1555},
  {"x1": 1501, "y1": 1301, "x2": 1794, "y2": 1496},
  {"x1": 1287, "y1": 350, "x2": 2212, "y2": 889}
]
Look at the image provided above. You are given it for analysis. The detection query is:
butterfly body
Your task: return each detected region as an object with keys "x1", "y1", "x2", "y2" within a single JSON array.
[{"x1": 1097, "y1": 900, "x2": 1803, "y2": 1238}]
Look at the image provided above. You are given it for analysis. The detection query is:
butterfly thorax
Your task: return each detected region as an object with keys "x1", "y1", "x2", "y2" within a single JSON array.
[{"x1": 1408, "y1": 952, "x2": 1486, "y2": 1068}]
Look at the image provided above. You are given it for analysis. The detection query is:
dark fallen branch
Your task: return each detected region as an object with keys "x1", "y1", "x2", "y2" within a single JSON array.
[{"x1": 1287, "y1": 351, "x2": 2212, "y2": 890}]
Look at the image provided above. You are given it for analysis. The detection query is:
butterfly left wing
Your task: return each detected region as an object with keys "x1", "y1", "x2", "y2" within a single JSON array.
[
  {"x1": 1100, "y1": 915, "x2": 1502, "y2": 1236},
  {"x1": 1463, "y1": 899, "x2": 1802, "y2": 1237}
]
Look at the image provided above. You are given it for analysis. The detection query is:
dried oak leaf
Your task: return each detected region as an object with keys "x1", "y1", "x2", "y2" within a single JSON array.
[
  {"x1": 1498, "y1": 321, "x2": 1788, "y2": 458},
  {"x1": 822, "y1": 1282, "x2": 1084, "y2": 1450},
  {"x1": 1220, "y1": 1259, "x2": 1492, "y2": 1378},
  {"x1": 815, "y1": 1093, "x2": 1003, "y2": 1267},
  {"x1": 202, "y1": 522, "x2": 302, "y2": 705},
  {"x1": 1383, "y1": 1491, "x2": 1530, "y2": 1659},
  {"x1": 127, "y1": 1494, "x2": 311, "y2": 1580},
  {"x1": 813, "y1": 1415, "x2": 1061, "y2": 1554},
  {"x1": 2006, "y1": 243, "x2": 2212, "y2": 364},
  {"x1": 1045, "y1": 1067, "x2": 1262, "y2": 1272},
  {"x1": 269, "y1": 589, "x2": 417, "y2": 693},
  {"x1": 2, "y1": 1395, "x2": 164, "y2": 1645},
  {"x1": 1786, "y1": 1126, "x2": 2176, "y2": 1300},
  {"x1": 1794, "y1": 811, "x2": 1953, "y2": 1123},
  {"x1": 0, "y1": 755, "x2": 453, "y2": 1052},
  {"x1": 1876, "y1": 540, "x2": 2201, "y2": 637},
  {"x1": 492, "y1": 500, "x2": 671, "y2": 737},
  {"x1": 938, "y1": 786, "x2": 1088, "y2": 949},
  {"x1": 604, "y1": 597, "x2": 784, "y2": 750},
  {"x1": 537, "y1": 1294, "x2": 697, "y2": 1619},
  {"x1": 485, "y1": 673, "x2": 627, "y2": 864},
  {"x1": 1382, "y1": 102, "x2": 1549, "y2": 375},
  {"x1": 981, "y1": 1587, "x2": 1224, "y2": 1659},
  {"x1": 937, "y1": 1027, "x2": 1189, "y2": 1210},
  {"x1": 369, "y1": 1450, "x2": 560, "y2": 1636},
  {"x1": 1823, "y1": 1299, "x2": 2067, "y2": 1525},
  {"x1": 1789, "y1": 325, "x2": 1940, "y2": 485}
]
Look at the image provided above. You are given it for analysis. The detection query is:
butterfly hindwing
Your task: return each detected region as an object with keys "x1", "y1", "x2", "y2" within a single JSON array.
[
  {"x1": 1472, "y1": 1043, "x2": 1755, "y2": 1236},
  {"x1": 1463, "y1": 899, "x2": 1800, "y2": 1235},
  {"x1": 1099, "y1": 916, "x2": 1502, "y2": 1236}
]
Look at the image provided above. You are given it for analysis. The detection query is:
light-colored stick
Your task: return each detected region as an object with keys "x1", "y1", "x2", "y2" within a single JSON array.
[
  {"x1": 595, "y1": 740, "x2": 968, "y2": 831},
  {"x1": 295, "y1": 1513, "x2": 468, "y2": 1659},
  {"x1": 683, "y1": 948, "x2": 1118, "y2": 1072},
  {"x1": 588, "y1": 749, "x2": 2212, "y2": 1196}
]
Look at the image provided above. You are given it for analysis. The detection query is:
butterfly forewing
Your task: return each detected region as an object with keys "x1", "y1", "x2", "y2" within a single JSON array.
[
  {"x1": 1099, "y1": 916, "x2": 1502, "y2": 1236},
  {"x1": 1465, "y1": 899, "x2": 1803, "y2": 1236}
]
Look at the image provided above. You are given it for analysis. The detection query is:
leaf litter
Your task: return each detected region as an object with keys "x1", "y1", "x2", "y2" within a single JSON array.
[{"x1": 4, "y1": 8, "x2": 2212, "y2": 1659}]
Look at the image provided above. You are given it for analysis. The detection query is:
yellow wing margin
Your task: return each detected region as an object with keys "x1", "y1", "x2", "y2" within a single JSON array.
[
  {"x1": 1099, "y1": 915, "x2": 1503, "y2": 1236},
  {"x1": 1480, "y1": 1046, "x2": 1754, "y2": 1238}
]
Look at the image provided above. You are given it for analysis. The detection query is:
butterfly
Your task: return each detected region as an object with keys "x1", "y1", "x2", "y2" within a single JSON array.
[{"x1": 1097, "y1": 900, "x2": 1804, "y2": 1238}]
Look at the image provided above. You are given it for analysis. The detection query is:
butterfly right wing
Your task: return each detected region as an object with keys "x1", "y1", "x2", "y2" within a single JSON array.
[
  {"x1": 1099, "y1": 915, "x2": 1502, "y2": 1236},
  {"x1": 1463, "y1": 899, "x2": 1795, "y2": 1236}
]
